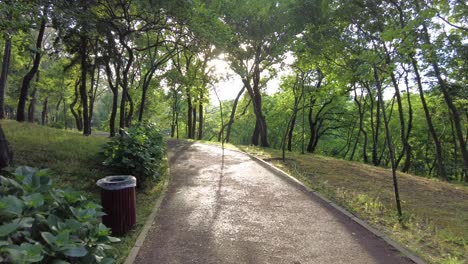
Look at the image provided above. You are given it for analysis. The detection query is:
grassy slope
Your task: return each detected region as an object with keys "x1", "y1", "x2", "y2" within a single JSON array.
[
  {"x1": 236, "y1": 145, "x2": 467, "y2": 264},
  {"x1": 0, "y1": 120, "x2": 166, "y2": 263}
]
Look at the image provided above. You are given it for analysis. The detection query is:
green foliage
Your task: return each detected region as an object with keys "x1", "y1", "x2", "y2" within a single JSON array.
[
  {"x1": 103, "y1": 123, "x2": 165, "y2": 187},
  {"x1": 0, "y1": 167, "x2": 119, "y2": 264},
  {"x1": 1, "y1": 120, "x2": 168, "y2": 263}
]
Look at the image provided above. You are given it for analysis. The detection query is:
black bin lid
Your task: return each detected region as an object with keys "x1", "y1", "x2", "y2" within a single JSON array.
[{"x1": 96, "y1": 175, "x2": 136, "y2": 190}]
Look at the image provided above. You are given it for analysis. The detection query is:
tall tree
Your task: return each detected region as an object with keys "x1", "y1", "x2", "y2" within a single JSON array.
[
  {"x1": 0, "y1": 0, "x2": 27, "y2": 119},
  {"x1": 220, "y1": 0, "x2": 320, "y2": 146},
  {"x1": 414, "y1": 0, "x2": 468, "y2": 180},
  {"x1": 17, "y1": 4, "x2": 48, "y2": 122}
]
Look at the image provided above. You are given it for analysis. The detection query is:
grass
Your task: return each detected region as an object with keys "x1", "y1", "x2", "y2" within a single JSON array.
[
  {"x1": 235, "y1": 145, "x2": 468, "y2": 264},
  {"x1": 0, "y1": 120, "x2": 167, "y2": 263}
]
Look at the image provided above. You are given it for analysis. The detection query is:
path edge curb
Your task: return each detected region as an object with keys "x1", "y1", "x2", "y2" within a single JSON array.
[
  {"x1": 123, "y1": 165, "x2": 171, "y2": 264},
  {"x1": 228, "y1": 147, "x2": 426, "y2": 264}
]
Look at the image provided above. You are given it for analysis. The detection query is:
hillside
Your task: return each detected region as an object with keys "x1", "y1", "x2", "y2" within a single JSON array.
[{"x1": 0, "y1": 120, "x2": 166, "y2": 263}]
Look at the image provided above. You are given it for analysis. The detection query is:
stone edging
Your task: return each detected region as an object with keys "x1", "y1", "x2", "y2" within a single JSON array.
[
  {"x1": 124, "y1": 169, "x2": 171, "y2": 264},
  {"x1": 231, "y1": 148, "x2": 426, "y2": 264}
]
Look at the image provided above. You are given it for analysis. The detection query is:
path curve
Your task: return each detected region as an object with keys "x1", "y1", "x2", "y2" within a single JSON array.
[{"x1": 134, "y1": 140, "x2": 414, "y2": 264}]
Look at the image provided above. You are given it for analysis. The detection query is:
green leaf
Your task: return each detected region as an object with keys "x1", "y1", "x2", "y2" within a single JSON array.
[
  {"x1": 0, "y1": 176, "x2": 23, "y2": 191},
  {"x1": 5, "y1": 243, "x2": 44, "y2": 263},
  {"x1": 61, "y1": 219, "x2": 82, "y2": 231},
  {"x1": 0, "y1": 222, "x2": 20, "y2": 237},
  {"x1": 14, "y1": 166, "x2": 36, "y2": 181},
  {"x1": 55, "y1": 230, "x2": 71, "y2": 247},
  {"x1": 0, "y1": 195, "x2": 24, "y2": 216},
  {"x1": 41, "y1": 232, "x2": 57, "y2": 247},
  {"x1": 107, "y1": 236, "x2": 120, "y2": 243},
  {"x1": 47, "y1": 214, "x2": 60, "y2": 230},
  {"x1": 63, "y1": 190, "x2": 82, "y2": 204},
  {"x1": 16, "y1": 217, "x2": 34, "y2": 228},
  {"x1": 97, "y1": 223, "x2": 110, "y2": 236},
  {"x1": 22, "y1": 193, "x2": 44, "y2": 208},
  {"x1": 63, "y1": 246, "x2": 88, "y2": 257}
]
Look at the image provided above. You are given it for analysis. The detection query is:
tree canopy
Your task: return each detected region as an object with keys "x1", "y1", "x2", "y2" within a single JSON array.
[{"x1": 0, "y1": 0, "x2": 466, "y2": 196}]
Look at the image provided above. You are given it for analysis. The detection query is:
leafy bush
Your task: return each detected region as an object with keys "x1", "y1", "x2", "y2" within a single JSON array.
[
  {"x1": 0, "y1": 167, "x2": 119, "y2": 263},
  {"x1": 102, "y1": 123, "x2": 165, "y2": 187}
]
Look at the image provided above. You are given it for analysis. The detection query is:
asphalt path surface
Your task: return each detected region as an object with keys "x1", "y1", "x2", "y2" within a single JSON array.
[{"x1": 134, "y1": 140, "x2": 414, "y2": 264}]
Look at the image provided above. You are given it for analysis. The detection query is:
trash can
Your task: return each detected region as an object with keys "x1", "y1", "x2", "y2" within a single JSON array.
[{"x1": 96, "y1": 175, "x2": 137, "y2": 236}]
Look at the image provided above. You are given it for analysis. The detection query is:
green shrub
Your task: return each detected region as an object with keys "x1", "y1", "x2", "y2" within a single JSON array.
[
  {"x1": 102, "y1": 123, "x2": 165, "y2": 187},
  {"x1": 0, "y1": 167, "x2": 119, "y2": 263}
]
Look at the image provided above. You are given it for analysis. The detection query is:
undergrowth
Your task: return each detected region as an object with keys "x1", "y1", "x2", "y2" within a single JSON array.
[{"x1": 1, "y1": 120, "x2": 168, "y2": 263}]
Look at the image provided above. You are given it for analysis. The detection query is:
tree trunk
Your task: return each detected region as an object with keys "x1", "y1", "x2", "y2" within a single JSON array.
[
  {"x1": 226, "y1": 86, "x2": 246, "y2": 142},
  {"x1": 353, "y1": 86, "x2": 369, "y2": 162},
  {"x1": 54, "y1": 95, "x2": 62, "y2": 123},
  {"x1": 192, "y1": 103, "x2": 196, "y2": 139},
  {"x1": 28, "y1": 87, "x2": 37, "y2": 123},
  {"x1": 139, "y1": 84, "x2": 148, "y2": 122},
  {"x1": 255, "y1": 103, "x2": 268, "y2": 147},
  {"x1": 241, "y1": 46, "x2": 269, "y2": 147},
  {"x1": 63, "y1": 97, "x2": 67, "y2": 130},
  {"x1": 198, "y1": 93, "x2": 203, "y2": 140},
  {"x1": 70, "y1": 79, "x2": 83, "y2": 131},
  {"x1": 0, "y1": 35, "x2": 12, "y2": 119},
  {"x1": 187, "y1": 90, "x2": 193, "y2": 139},
  {"x1": 88, "y1": 62, "x2": 99, "y2": 133},
  {"x1": 282, "y1": 110, "x2": 295, "y2": 161},
  {"x1": 251, "y1": 119, "x2": 260, "y2": 146},
  {"x1": 176, "y1": 110, "x2": 179, "y2": 139},
  {"x1": 110, "y1": 91, "x2": 118, "y2": 137},
  {"x1": 126, "y1": 90, "x2": 133, "y2": 127},
  {"x1": 382, "y1": 42, "x2": 412, "y2": 171},
  {"x1": 419, "y1": 23, "x2": 468, "y2": 181},
  {"x1": 370, "y1": 87, "x2": 381, "y2": 166},
  {"x1": 41, "y1": 97, "x2": 48, "y2": 125},
  {"x1": 17, "y1": 11, "x2": 47, "y2": 122},
  {"x1": 411, "y1": 57, "x2": 448, "y2": 180},
  {"x1": 287, "y1": 113, "x2": 297, "y2": 151},
  {"x1": 307, "y1": 101, "x2": 316, "y2": 153},
  {"x1": 390, "y1": 0, "x2": 446, "y2": 179},
  {"x1": 170, "y1": 89, "x2": 178, "y2": 138},
  {"x1": 79, "y1": 35, "x2": 90, "y2": 135},
  {"x1": 374, "y1": 66, "x2": 402, "y2": 218},
  {"x1": 119, "y1": 42, "x2": 134, "y2": 134},
  {"x1": 104, "y1": 60, "x2": 119, "y2": 137},
  {"x1": 0, "y1": 125, "x2": 12, "y2": 169},
  {"x1": 401, "y1": 72, "x2": 413, "y2": 172}
]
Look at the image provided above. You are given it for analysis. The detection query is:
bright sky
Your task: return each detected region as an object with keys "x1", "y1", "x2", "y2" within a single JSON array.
[{"x1": 208, "y1": 54, "x2": 294, "y2": 103}]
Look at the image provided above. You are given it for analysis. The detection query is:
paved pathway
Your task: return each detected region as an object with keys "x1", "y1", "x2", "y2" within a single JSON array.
[{"x1": 134, "y1": 140, "x2": 414, "y2": 264}]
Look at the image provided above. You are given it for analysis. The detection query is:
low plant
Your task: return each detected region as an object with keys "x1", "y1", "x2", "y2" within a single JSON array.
[
  {"x1": 102, "y1": 123, "x2": 165, "y2": 187},
  {"x1": 0, "y1": 167, "x2": 119, "y2": 263}
]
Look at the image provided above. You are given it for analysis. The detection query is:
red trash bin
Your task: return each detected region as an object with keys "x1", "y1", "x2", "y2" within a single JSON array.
[{"x1": 96, "y1": 175, "x2": 136, "y2": 236}]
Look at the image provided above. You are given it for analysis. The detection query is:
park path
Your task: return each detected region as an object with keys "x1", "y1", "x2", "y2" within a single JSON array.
[{"x1": 134, "y1": 140, "x2": 414, "y2": 264}]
